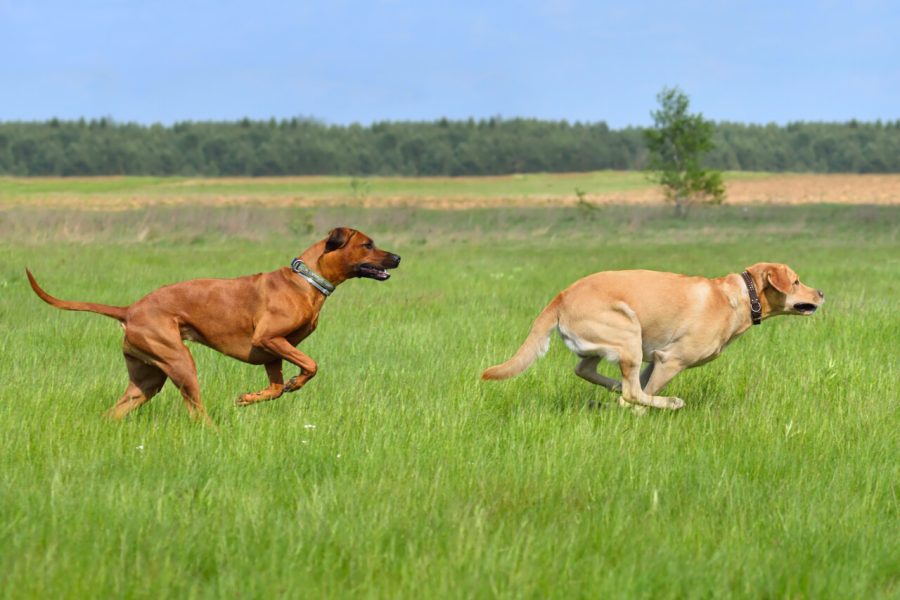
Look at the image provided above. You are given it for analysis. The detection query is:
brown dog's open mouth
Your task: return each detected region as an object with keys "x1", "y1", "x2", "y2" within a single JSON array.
[
  {"x1": 358, "y1": 264, "x2": 391, "y2": 281},
  {"x1": 793, "y1": 303, "x2": 818, "y2": 315}
]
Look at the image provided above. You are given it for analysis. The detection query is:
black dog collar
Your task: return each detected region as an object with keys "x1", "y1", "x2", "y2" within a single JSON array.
[{"x1": 740, "y1": 271, "x2": 762, "y2": 325}]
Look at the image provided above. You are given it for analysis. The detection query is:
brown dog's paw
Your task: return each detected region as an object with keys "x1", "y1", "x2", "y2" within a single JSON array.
[
  {"x1": 283, "y1": 376, "x2": 304, "y2": 393},
  {"x1": 236, "y1": 393, "x2": 260, "y2": 407}
]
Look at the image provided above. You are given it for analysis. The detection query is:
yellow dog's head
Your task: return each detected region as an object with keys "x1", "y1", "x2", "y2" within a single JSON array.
[{"x1": 745, "y1": 262, "x2": 824, "y2": 317}]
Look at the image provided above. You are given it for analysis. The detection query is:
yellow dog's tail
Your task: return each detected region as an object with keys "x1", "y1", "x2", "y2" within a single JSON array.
[
  {"x1": 26, "y1": 269, "x2": 128, "y2": 322},
  {"x1": 482, "y1": 298, "x2": 559, "y2": 380}
]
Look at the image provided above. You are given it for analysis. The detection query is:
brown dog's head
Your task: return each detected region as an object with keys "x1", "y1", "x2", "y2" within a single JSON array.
[
  {"x1": 745, "y1": 262, "x2": 824, "y2": 317},
  {"x1": 316, "y1": 227, "x2": 401, "y2": 282}
]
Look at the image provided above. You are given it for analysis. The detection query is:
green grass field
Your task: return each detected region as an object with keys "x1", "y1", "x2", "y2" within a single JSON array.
[{"x1": 0, "y1": 199, "x2": 897, "y2": 598}]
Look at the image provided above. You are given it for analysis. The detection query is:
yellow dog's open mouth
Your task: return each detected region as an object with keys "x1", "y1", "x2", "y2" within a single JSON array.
[{"x1": 793, "y1": 303, "x2": 818, "y2": 315}]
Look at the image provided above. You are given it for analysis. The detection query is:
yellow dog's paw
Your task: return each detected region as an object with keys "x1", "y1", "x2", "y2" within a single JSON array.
[
  {"x1": 617, "y1": 396, "x2": 648, "y2": 415},
  {"x1": 666, "y1": 397, "x2": 685, "y2": 410}
]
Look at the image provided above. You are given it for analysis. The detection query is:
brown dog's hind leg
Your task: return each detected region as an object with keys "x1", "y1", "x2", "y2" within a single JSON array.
[
  {"x1": 162, "y1": 349, "x2": 212, "y2": 426},
  {"x1": 105, "y1": 354, "x2": 167, "y2": 420},
  {"x1": 236, "y1": 360, "x2": 285, "y2": 407},
  {"x1": 134, "y1": 332, "x2": 213, "y2": 426}
]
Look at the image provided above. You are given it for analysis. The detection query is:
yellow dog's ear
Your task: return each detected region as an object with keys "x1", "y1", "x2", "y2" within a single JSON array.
[
  {"x1": 325, "y1": 227, "x2": 355, "y2": 253},
  {"x1": 765, "y1": 264, "x2": 794, "y2": 294}
]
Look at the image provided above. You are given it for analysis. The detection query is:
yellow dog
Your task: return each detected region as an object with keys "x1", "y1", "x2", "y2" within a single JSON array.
[{"x1": 483, "y1": 263, "x2": 824, "y2": 411}]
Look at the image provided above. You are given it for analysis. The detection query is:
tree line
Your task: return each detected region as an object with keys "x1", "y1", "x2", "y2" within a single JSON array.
[{"x1": 0, "y1": 117, "x2": 898, "y2": 176}]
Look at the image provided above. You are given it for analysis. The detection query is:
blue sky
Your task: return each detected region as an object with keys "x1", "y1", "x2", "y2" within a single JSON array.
[{"x1": 1, "y1": 0, "x2": 897, "y2": 126}]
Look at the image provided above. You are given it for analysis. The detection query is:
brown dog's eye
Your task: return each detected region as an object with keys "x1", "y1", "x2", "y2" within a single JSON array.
[{"x1": 363, "y1": 242, "x2": 374, "y2": 249}]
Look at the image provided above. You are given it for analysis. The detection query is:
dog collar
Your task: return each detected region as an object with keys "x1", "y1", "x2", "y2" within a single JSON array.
[
  {"x1": 290, "y1": 258, "x2": 335, "y2": 297},
  {"x1": 740, "y1": 271, "x2": 762, "y2": 325}
]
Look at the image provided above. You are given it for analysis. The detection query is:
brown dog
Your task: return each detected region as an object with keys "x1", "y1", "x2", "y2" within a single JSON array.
[
  {"x1": 27, "y1": 227, "x2": 400, "y2": 424},
  {"x1": 482, "y1": 262, "x2": 823, "y2": 412}
]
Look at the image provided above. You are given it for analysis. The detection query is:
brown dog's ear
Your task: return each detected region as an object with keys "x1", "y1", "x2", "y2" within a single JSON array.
[
  {"x1": 324, "y1": 227, "x2": 355, "y2": 253},
  {"x1": 765, "y1": 264, "x2": 794, "y2": 294}
]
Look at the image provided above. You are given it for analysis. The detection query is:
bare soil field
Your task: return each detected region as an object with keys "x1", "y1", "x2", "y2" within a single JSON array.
[
  {"x1": 560, "y1": 174, "x2": 900, "y2": 207},
  {"x1": 412, "y1": 174, "x2": 900, "y2": 209},
  {"x1": 685, "y1": 174, "x2": 899, "y2": 206}
]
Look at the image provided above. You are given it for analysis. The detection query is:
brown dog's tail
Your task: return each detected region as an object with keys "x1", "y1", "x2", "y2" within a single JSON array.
[
  {"x1": 482, "y1": 298, "x2": 560, "y2": 380},
  {"x1": 26, "y1": 269, "x2": 127, "y2": 322}
]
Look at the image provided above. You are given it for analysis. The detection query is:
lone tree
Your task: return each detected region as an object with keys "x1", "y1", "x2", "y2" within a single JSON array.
[{"x1": 644, "y1": 87, "x2": 725, "y2": 217}]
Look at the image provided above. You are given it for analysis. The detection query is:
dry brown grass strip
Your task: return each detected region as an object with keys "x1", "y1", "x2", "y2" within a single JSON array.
[{"x1": 1, "y1": 174, "x2": 898, "y2": 210}]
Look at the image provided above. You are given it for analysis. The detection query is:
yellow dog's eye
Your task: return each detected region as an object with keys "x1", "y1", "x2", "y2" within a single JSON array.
[{"x1": 794, "y1": 279, "x2": 799, "y2": 286}]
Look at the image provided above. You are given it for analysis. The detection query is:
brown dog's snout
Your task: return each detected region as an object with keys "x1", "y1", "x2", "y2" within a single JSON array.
[{"x1": 384, "y1": 253, "x2": 401, "y2": 268}]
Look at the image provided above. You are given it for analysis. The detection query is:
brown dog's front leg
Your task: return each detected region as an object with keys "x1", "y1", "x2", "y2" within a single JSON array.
[
  {"x1": 254, "y1": 337, "x2": 318, "y2": 394},
  {"x1": 236, "y1": 360, "x2": 286, "y2": 407}
]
